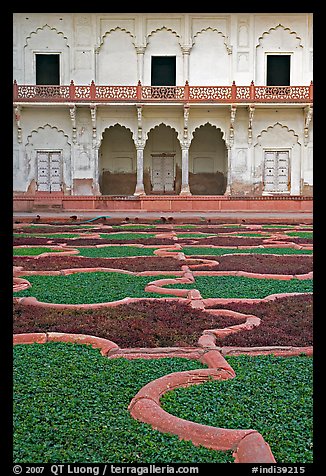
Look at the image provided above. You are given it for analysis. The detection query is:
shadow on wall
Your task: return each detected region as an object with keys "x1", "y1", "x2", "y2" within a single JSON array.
[
  {"x1": 100, "y1": 172, "x2": 137, "y2": 195},
  {"x1": 189, "y1": 171, "x2": 227, "y2": 195}
]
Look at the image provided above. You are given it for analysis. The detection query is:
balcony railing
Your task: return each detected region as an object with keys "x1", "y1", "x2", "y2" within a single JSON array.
[{"x1": 13, "y1": 80, "x2": 313, "y2": 104}]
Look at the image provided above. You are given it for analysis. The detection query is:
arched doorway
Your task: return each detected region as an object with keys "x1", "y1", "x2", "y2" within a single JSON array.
[
  {"x1": 99, "y1": 125, "x2": 136, "y2": 195},
  {"x1": 189, "y1": 124, "x2": 227, "y2": 195},
  {"x1": 144, "y1": 124, "x2": 182, "y2": 194}
]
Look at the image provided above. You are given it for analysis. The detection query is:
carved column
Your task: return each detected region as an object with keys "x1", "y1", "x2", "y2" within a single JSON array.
[
  {"x1": 136, "y1": 46, "x2": 146, "y2": 83},
  {"x1": 181, "y1": 45, "x2": 192, "y2": 83},
  {"x1": 180, "y1": 104, "x2": 191, "y2": 195},
  {"x1": 92, "y1": 140, "x2": 101, "y2": 196},
  {"x1": 180, "y1": 143, "x2": 191, "y2": 195},
  {"x1": 225, "y1": 143, "x2": 232, "y2": 195},
  {"x1": 134, "y1": 141, "x2": 146, "y2": 195}
]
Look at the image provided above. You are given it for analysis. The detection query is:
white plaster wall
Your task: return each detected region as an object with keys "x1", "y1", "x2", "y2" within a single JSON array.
[
  {"x1": 97, "y1": 29, "x2": 138, "y2": 85},
  {"x1": 189, "y1": 29, "x2": 231, "y2": 85}
]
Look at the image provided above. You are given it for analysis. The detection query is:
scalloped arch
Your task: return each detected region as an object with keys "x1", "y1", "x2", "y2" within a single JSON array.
[
  {"x1": 98, "y1": 27, "x2": 135, "y2": 50},
  {"x1": 146, "y1": 26, "x2": 181, "y2": 44},
  {"x1": 189, "y1": 121, "x2": 226, "y2": 144},
  {"x1": 255, "y1": 122, "x2": 300, "y2": 146},
  {"x1": 256, "y1": 24, "x2": 303, "y2": 48},
  {"x1": 144, "y1": 122, "x2": 182, "y2": 144},
  {"x1": 25, "y1": 123, "x2": 71, "y2": 146},
  {"x1": 192, "y1": 27, "x2": 231, "y2": 51},
  {"x1": 100, "y1": 123, "x2": 136, "y2": 144},
  {"x1": 24, "y1": 24, "x2": 69, "y2": 47}
]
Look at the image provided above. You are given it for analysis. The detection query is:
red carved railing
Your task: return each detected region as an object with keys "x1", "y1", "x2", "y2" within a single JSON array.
[{"x1": 13, "y1": 80, "x2": 313, "y2": 104}]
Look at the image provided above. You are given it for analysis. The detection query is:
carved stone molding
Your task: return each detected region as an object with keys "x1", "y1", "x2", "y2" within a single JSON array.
[
  {"x1": 248, "y1": 104, "x2": 255, "y2": 145},
  {"x1": 183, "y1": 104, "x2": 190, "y2": 139},
  {"x1": 136, "y1": 104, "x2": 143, "y2": 140},
  {"x1": 229, "y1": 105, "x2": 237, "y2": 146},
  {"x1": 69, "y1": 105, "x2": 77, "y2": 143},
  {"x1": 304, "y1": 104, "x2": 313, "y2": 146},
  {"x1": 14, "y1": 105, "x2": 22, "y2": 143},
  {"x1": 90, "y1": 105, "x2": 97, "y2": 141}
]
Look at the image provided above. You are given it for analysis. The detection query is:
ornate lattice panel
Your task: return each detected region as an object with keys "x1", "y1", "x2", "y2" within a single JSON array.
[
  {"x1": 255, "y1": 86, "x2": 310, "y2": 102},
  {"x1": 95, "y1": 86, "x2": 138, "y2": 100},
  {"x1": 141, "y1": 86, "x2": 184, "y2": 100},
  {"x1": 189, "y1": 86, "x2": 232, "y2": 101}
]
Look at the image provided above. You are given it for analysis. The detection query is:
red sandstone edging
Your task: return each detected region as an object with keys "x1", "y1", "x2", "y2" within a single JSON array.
[
  {"x1": 12, "y1": 330, "x2": 276, "y2": 462},
  {"x1": 219, "y1": 345, "x2": 313, "y2": 357}
]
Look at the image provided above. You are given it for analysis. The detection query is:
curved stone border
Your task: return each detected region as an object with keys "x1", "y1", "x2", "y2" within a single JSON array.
[
  {"x1": 13, "y1": 331, "x2": 277, "y2": 463},
  {"x1": 13, "y1": 277, "x2": 31, "y2": 292}
]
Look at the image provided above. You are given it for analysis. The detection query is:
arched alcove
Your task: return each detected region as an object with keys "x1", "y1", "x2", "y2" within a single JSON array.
[
  {"x1": 254, "y1": 122, "x2": 301, "y2": 195},
  {"x1": 255, "y1": 24, "x2": 303, "y2": 85},
  {"x1": 24, "y1": 24, "x2": 70, "y2": 84},
  {"x1": 144, "y1": 123, "x2": 181, "y2": 194},
  {"x1": 143, "y1": 28, "x2": 182, "y2": 85},
  {"x1": 99, "y1": 124, "x2": 136, "y2": 195},
  {"x1": 189, "y1": 123, "x2": 227, "y2": 195},
  {"x1": 97, "y1": 29, "x2": 137, "y2": 85},
  {"x1": 189, "y1": 29, "x2": 231, "y2": 85},
  {"x1": 25, "y1": 124, "x2": 71, "y2": 193}
]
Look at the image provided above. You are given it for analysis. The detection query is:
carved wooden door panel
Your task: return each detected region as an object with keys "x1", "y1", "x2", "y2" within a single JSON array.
[
  {"x1": 152, "y1": 155, "x2": 175, "y2": 192},
  {"x1": 152, "y1": 157, "x2": 164, "y2": 191},
  {"x1": 37, "y1": 152, "x2": 50, "y2": 191},
  {"x1": 49, "y1": 152, "x2": 62, "y2": 192},
  {"x1": 162, "y1": 157, "x2": 174, "y2": 192},
  {"x1": 264, "y1": 151, "x2": 289, "y2": 192},
  {"x1": 277, "y1": 151, "x2": 289, "y2": 192},
  {"x1": 37, "y1": 151, "x2": 62, "y2": 192}
]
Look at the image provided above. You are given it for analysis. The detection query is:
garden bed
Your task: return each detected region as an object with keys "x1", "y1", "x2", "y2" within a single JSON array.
[
  {"x1": 14, "y1": 272, "x2": 177, "y2": 304},
  {"x1": 182, "y1": 247, "x2": 313, "y2": 256},
  {"x1": 164, "y1": 275, "x2": 313, "y2": 299},
  {"x1": 13, "y1": 300, "x2": 245, "y2": 347},
  {"x1": 206, "y1": 294, "x2": 313, "y2": 347},
  {"x1": 13, "y1": 256, "x2": 188, "y2": 272},
  {"x1": 189, "y1": 254, "x2": 313, "y2": 274},
  {"x1": 13, "y1": 342, "x2": 234, "y2": 463},
  {"x1": 13, "y1": 237, "x2": 175, "y2": 246},
  {"x1": 161, "y1": 354, "x2": 313, "y2": 463}
]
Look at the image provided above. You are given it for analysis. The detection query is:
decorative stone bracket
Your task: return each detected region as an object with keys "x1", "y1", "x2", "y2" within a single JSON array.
[
  {"x1": 304, "y1": 104, "x2": 313, "y2": 146},
  {"x1": 136, "y1": 104, "x2": 143, "y2": 140},
  {"x1": 229, "y1": 105, "x2": 237, "y2": 146},
  {"x1": 69, "y1": 105, "x2": 77, "y2": 144},
  {"x1": 183, "y1": 104, "x2": 190, "y2": 140},
  {"x1": 14, "y1": 105, "x2": 22, "y2": 143},
  {"x1": 248, "y1": 104, "x2": 255, "y2": 145},
  {"x1": 90, "y1": 105, "x2": 97, "y2": 143}
]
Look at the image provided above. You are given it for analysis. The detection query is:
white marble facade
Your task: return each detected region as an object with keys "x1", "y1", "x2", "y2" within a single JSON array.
[{"x1": 13, "y1": 12, "x2": 313, "y2": 196}]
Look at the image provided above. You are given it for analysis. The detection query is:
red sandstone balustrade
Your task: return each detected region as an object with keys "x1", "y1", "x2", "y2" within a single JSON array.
[{"x1": 13, "y1": 80, "x2": 313, "y2": 104}]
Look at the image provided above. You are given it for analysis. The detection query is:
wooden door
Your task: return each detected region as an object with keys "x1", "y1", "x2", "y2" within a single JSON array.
[
  {"x1": 37, "y1": 151, "x2": 62, "y2": 192},
  {"x1": 152, "y1": 156, "x2": 174, "y2": 192},
  {"x1": 264, "y1": 151, "x2": 289, "y2": 193}
]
